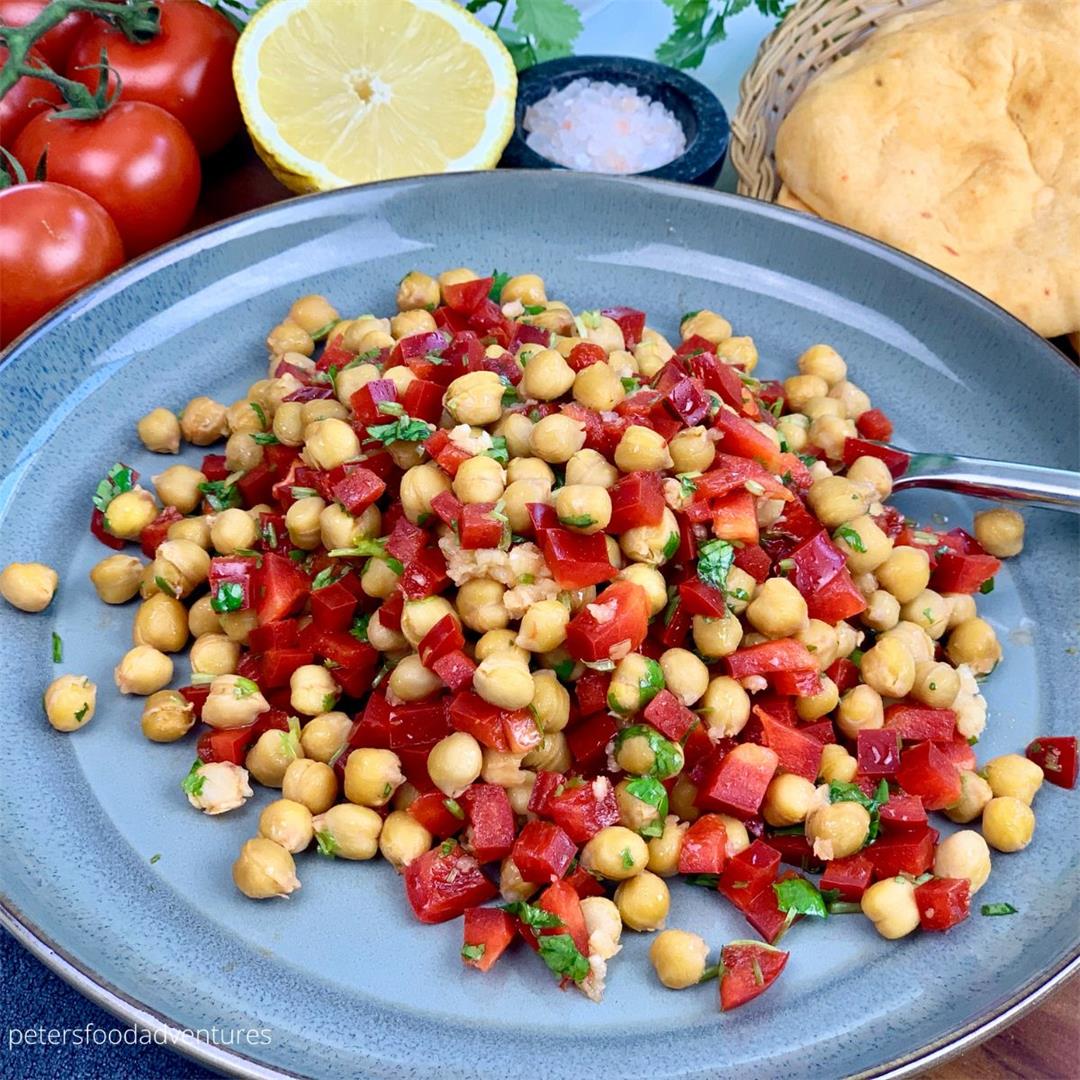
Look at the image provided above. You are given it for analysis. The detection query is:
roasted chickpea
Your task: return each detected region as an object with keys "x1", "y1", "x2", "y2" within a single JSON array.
[
  {"x1": 861, "y1": 877, "x2": 920, "y2": 939},
  {"x1": 946, "y1": 618, "x2": 1002, "y2": 675},
  {"x1": 615, "y1": 425, "x2": 672, "y2": 472},
  {"x1": 984, "y1": 754, "x2": 1043, "y2": 805},
  {"x1": 427, "y1": 732, "x2": 483, "y2": 798},
  {"x1": 762, "y1": 774, "x2": 817, "y2": 827},
  {"x1": 650, "y1": 929, "x2": 709, "y2": 989},
  {"x1": 312, "y1": 804, "x2": 382, "y2": 860},
  {"x1": 973, "y1": 508, "x2": 1024, "y2": 558},
  {"x1": 530, "y1": 413, "x2": 586, "y2": 464},
  {"x1": 140, "y1": 689, "x2": 194, "y2": 742},
  {"x1": 474, "y1": 651, "x2": 534, "y2": 710},
  {"x1": 0, "y1": 561, "x2": 57, "y2": 612},
  {"x1": 555, "y1": 484, "x2": 612, "y2": 535},
  {"x1": 614, "y1": 871, "x2": 670, "y2": 931},
  {"x1": 389, "y1": 653, "x2": 443, "y2": 701},
  {"x1": 290, "y1": 664, "x2": 339, "y2": 716},
  {"x1": 573, "y1": 360, "x2": 625, "y2": 411},
  {"x1": 258, "y1": 799, "x2": 314, "y2": 854},
  {"x1": 179, "y1": 396, "x2": 228, "y2": 445},
  {"x1": 806, "y1": 800, "x2": 870, "y2": 860},
  {"x1": 300, "y1": 711, "x2": 351, "y2": 763},
  {"x1": 397, "y1": 270, "x2": 440, "y2": 311},
  {"x1": 934, "y1": 830, "x2": 992, "y2": 891},
  {"x1": 582, "y1": 826, "x2": 648, "y2": 880},
  {"x1": 910, "y1": 660, "x2": 960, "y2": 708},
  {"x1": 836, "y1": 684, "x2": 884, "y2": 740},
  {"x1": 945, "y1": 770, "x2": 994, "y2": 824},
  {"x1": 445, "y1": 371, "x2": 505, "y2": 426},
  {"x1": 806, "y1": 475, "x2": 871, "y2": 528},
  {"x1": 453, "y1": 455, "x2": 506, "y2": 505},
  {"x1": 818, "y1": 742, "x2": 858, "y2": 783},
  {"x1": 114, "y1": 645, "x2": 173, "y2": 695},
  {"x1": 281, "y1": 757, "x2": 338, "y2": 815},
  {"x1": 699, "y1": 675, "x2": 751, "y2": 738},
  {"x1": 132, "y1": 592, "x2": 188, "y2": 652},
  {"x1": 232, "y1": 838, "x2": 300, "y2": 899},
  {"x1": 876, "y1": 546, "x2": 931, "y2": 604},
  {"x1": 399, "y1": 462, "x2": 452, "y2": 524},
  {"x1": 43, "y1": 674, "x2": 96, "y2": 731},
  {"x1": 692, "y1": 610, "x2": 744, "y2": 659},
  {"x1": 379, "y1": 810, "x2": 432, "y2": 870}
]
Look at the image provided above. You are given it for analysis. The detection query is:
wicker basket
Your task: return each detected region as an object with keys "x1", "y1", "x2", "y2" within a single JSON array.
[{"x1": 731, "y1": 0, "x2": 940, "y2": 199}]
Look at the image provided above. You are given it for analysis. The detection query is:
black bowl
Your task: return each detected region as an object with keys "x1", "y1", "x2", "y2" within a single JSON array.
[{"x1": 499, "y1": 55, "x2": 729, "y2": 187}]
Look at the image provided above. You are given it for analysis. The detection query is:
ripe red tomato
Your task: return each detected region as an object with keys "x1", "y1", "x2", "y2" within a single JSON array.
[
  {"x1": 0, "y1": 45, "x2": 63, "y2": 143},
  {"x1": 0, "y1": 1, "x2": 93, "y2": 68},
  {"x1": 0, "y1": 182, "x2": 124, "y2": 347},
  {"x1": 66, "y1": 0, "x2": 241, "y2": 156},
  {"x1": 13, "y1": 102, "x2": 201, "y2": 256}
]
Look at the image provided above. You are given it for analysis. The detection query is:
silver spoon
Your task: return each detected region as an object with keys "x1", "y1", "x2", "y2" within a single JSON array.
[{"x1": 887, "y1": 448, "x2": 1080, "y2": 513}]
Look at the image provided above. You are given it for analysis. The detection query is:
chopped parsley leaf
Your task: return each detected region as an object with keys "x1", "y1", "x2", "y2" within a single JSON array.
[
  {"x1": 686, "y1": 874, "x2": 720, "y2": 889},
  {"x1": 829, "y1": 778, "x2": 889, "y2": 844},
  {"x1": 321, "y1": 692, "x2": 337, "y2": 713},
  {"x1": 366, "y1": 416, "x2": 433, "y2": 444},
  {"x1": 149, "y1": 853, "x2": 161, "y2": 865},
  {"x1": 523, "y1": 303, "x2": 546, "y2": 315},
  {"x1": 233, "y1": 677, "x2": 259, "y2": 698},
  {"x1": 92, "y1": 463, "x2": 136, "y2": 513},
  {"x1": 613, "y1": 725, "x2": 683, "y2": 779},
  {"x1": 621, "y1": 377, "x2": 641, "y2": 394},
  {"x1": 619, "y1": 847, "x2": 635, "y2": 869},
  {"x1": 483, "y1": 435, "x2": 509, "y2": 465},
  {"x1": 502, "y1": 901, "x2": 564, "y2": 930},
  {"x1": 181, "y1": 760, "x2": 205, "y2": 798},
  {"x1": 251, "y1": 432, "x2": 279, "y2": 445},
  {"x1": 349, "y1": 613, "x2": 371, "y2": 643},
  {"x1": 697, "y1": 538, "x2": 735, "y2": 591},
  {"x1": 155, "y1": 575, "x2": 178, "y2": 598},
  {"x1": 980, "y1": 577, "x2": 995, "y2": 594},
  {"x1": 316, "y1": 830, "x2": 339, "y2": 858},
  {"x1": 461, "y1": 943, "x2": 486, "y2": 962},
  {"x1": 981, "y1": 902, "x2": 1018, "y2": 916},
  {"x1": 74, "y1": 702, "x2": 89, "y2": 722},
  {"x1": 311, "y1": 566, "x2": 340, "y2": 590},
  {"x1": 198, "y1": 480, "x2": 241, "y2": 512},
  {"x1": 559, "y1": 513, "x2": 595, "y2": 528},
  {"x1": 249, "y1": 401, "x2": 268, "y2": 429},
  {"x1": 833, "y1": 524, "x2": 867, "y2": 553},
  {"x1": 537, "y1": 933, "x2": 590, "y2": 984},
  {"x1": 443, "y1": 798, "x2": 465, "y2": 820},
  {"x1": 774, "y1": 877, "x2": 828, "y2": 919},
  {"x1": 489, "y1": 270, "x2": 512, "y2": 301},
  {"x1": 211, "y1": 581, "x2": 245, "y2": 613},
  {"x1": 51, "y1": 632, "x2": 62, "y2": 664},
  {"x1": 677, "y1": 473, "x2": 697, "y2": 499}
]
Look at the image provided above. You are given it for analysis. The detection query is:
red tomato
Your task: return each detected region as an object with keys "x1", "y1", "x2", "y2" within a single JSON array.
[
  {"x1": 14, "y1": 102, "x2": 201, "y2": 256},
  {"x1": 0, "y1": 181, "x2": 123, "y2": 346},
  {"x1": 0, "y1": 1, "x2": 93, "y2": 68},
  {"x1": 0, "y1": 46, "x2": 63, "y2": 142},
  {"x1": 66, "y1": 0, "x2": 241, "y2": 156}
]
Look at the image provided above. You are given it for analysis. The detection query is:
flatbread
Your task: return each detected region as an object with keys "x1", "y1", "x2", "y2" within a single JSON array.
[{"x1": 775, "y1": 0, "x2": 1080, "y2": 337}]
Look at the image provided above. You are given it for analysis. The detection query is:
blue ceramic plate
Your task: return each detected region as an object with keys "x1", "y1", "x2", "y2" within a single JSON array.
[{"x1": 1, "y1": 172, "x2": 1077, "y2": 1080}]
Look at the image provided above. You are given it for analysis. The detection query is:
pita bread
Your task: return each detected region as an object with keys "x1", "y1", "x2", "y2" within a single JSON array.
[{"x1": 775, "y1": 0, "x2": 1080, "y2": 337}]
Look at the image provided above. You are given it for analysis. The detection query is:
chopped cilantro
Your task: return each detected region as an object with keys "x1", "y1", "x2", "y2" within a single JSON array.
[
  {"x1": 149, "y1": 853, "x2": 161, "y2": 865},
  {"x1": 613, "y1": 725, "x2": 683, "y2": 779},
  {"x1": 444, "y1": 798, "x2": 465, "y2": 820},
  {"x1": 349, "y1": 613, "x2": 371, "y2": 642},
  {"x1": 311, "y1": 566, "x2": 340, "y2": 590},
  {"x1": 849, "y1": 647, "x2": 864, "y2": 667},
  {"x1": 537, "y1": 933, "x2": 590, "y2": 984},
  {"x1": 198, "y1": 480, "x2": 241, "y2": 512},
  {"x1": 553, "y1": 658, "x2": 575, "y2": 681},
  {"x1": 625, "y1": 776, "x2": 669, "y2": 830},
  {"x1": 834, "y1": 524, "x2": 867, "y2": 553},
  {"x1": 661, "y1": 531, "x2": 680, "y2": 560},
  {"x1": 249, "y1": 401, "x2": 268, "y2": 429},
  {"x1": 439, "y1": 839, "x2": 456, "y2": 857},
  {"x1": 620, "y1": 847, "x2": 635, "y2": 869},
  {"x1": 74, "y1": 702, "x2": 89, "y2": 722},
  {"x1": 51, "y1": 632, "x2": 62, "y2": 664},
  {"x1": 559, "y1": 513, "x2": 596, "y2": 529},
  {"x1": 677, "y1": 473, "x2": 697, "y2": 499},
  {"x1": 681, "y1": 310, "x2": 702, "y2": 325},
  {"x1": 181, "y1": 760, "x2": 205, "y2": 798},
  {"x1": 310, "y1": 319, "x2": 339, "y2": 342},
  {"x1": 981, "y1": 902, "x2": 1018, "y2": 916},
  {"x1": 154, "y1": 575, "x2": 178, "y2": 598},
  {"x1": 523, "y1": 304, "x2": 546, "y2": 315},
  {"x1": 686, "y1": 874, "x2": 720, "y2": 888},
  {"x1": 211, "y1": 581, "x2": 245, "y2": 613},
  {"x1": 366, "y1": 416, "x2": 433, "y2": 444},
  {"x1": 321, "y1": 692, "x2": 337, "y2": 713},
  {"x1": 829, "y1": 778, "x2": 889, "y2": 844},
  {"x1": 233, "y1": 677, "x2": 259, "y2": 699},
  {"x1": 489, "y1": 270, "x2": 512, "y2": 300},
  {"x1": 483, "y1": 435, "x2": 509, "y2": 465},
  {"x1": 697, "y1": 538, "x2": 735, "y2": 591},
  {"x1": 461, "y1": 943, "x2": 486, "y2": 962},
  {"x1": 251, "y1": 432, "x2": 280, "y2": 445},
  {"x1": 316, "y1": 830, "x2": 339, "y2": 858},
  {"x1": 621, "y1": 377, "x2": 641, "y2": 394},
  {"x1": 980, "y1": 577, "x2": 995, "y2": 594},
  {"x1": 501, "y1": 383, "x2": 519, "y2": 407},
  {"x1": 774, "y1": 877, "x2": 828, "y2": 919},
  {"x1": 502, "y1": 901, "x2": 564, "y2": 930},
  {"x1": 92, "y1": 463, "x2": 136, "y2": 513}
]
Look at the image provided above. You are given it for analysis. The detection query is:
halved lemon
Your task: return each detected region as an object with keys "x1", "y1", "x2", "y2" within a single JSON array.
[{"x1": 234, "y1": 0, "x2": 517, "y2": 193}]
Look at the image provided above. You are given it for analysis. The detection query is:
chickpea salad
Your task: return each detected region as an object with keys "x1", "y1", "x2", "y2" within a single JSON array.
[{"x1": 6, "y1": 269, "x2": 1077, "y2": 1012}]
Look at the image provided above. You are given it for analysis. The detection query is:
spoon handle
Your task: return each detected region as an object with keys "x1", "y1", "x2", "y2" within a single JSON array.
[{"x1": 891, "y1": 451, "x2": 1080, "y2": 513}]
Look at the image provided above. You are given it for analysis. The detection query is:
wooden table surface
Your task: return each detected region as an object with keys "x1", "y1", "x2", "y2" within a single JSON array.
[{"x1": 195, "y1": 138, "x2": 1079, "y2": 1080}]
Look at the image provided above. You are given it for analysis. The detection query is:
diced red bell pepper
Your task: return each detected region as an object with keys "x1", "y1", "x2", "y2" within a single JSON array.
[
  {"x1": 896, "y1": 741, "x2": 962, "y2": 810},
  {"x1": 865, "y1": 827, "x2": 938, "y2": 880},
  {"x1": 348, "y1": 691, "x2": 392, "y2": 750},
  {"x1": 461, "y1": 784, "x2": 515, "y2": 863},
  {"x1": 418, "y1": 614, "x2": 465, "y2": 668},
  {"x1": 709, "y1": 490, "x2": 759, "y2": 544},
  {"x1": 743, "y1": 870, "x2": 801, "y2": 944},
  {"x1": 769, "y1": 668, "x2": 825, "y2": 699},
  {"x1": 878, "y1": 792, "x2": 928, "y2": 832},
  {"x1": 200, "y1": 453, "x2": 228, "y2": 481},
  {"x1": 787, "y1": 529, "x2": 845, "y2": 598},
  {"x1": 684, "y1": 349, "x2": 755, "y2": 416},
  {"x1": 330, "y1": 467, "x2": 385, "y2": 515},
  {"x1": 477, "y1": 348, "x2": 523, "y2": 386},
  {"x1": 698, "y1": 745, "x2": 780, "y2": 819},
  {"x1": 805, "y1": 566, "x2": 867, "y2": 623},
  {"x1": 255, "y1": 553, "x2": 310, "y2": 624},
  {"x1": 600, "y1": 306, "x2": 645, "y2": 347},
  {"x1": 936, "y1": 732, "x2": 977, "y2": 774},
  {"x1": 713, "y1": 408, "x2": 785, "y2": 472},
  {"x1": 502, "y1": 707, "x2": 543, "y2": 755},
  {"x1": 718, "y1": 840, "x2": 782, "y2": 911},
  {"x1": 575, "y1": 670, "x2": 611, "y2": 717},
  {"x1": 694, "y1": 454, "x2": 792, "y2": 504},
  {"x1": 562, "y1": 861, "x2": 606, "y2": 899},
  {"x1": 401, "y1": 378, "x2": 444, "y2": 424},
  {"x1": 678, "y1": 577, "x2": 728, "y2": 617},
  {"x1": 734, "y1": 542, "x2": 771, "y2": 583},
  {"x1": 400, "y1": 546, "x2": 449, "y2": 599},
  {"x1": 462, "y1": 907, "x2": 516, "y2": 972},
  {"x1": 139, "y1": 506, "x2": 184, "y2": 557},
  {"x1": 664, "y1": 374, "x2": 711, "y2": 426},
  {"x1": 512, "y1": 821, "x2": 577, "y2": 884},
  {"x1": 248, "y1": 619, "x2": 300, "y2": 653},
  {"x1": 179, "y1": 683, "x2": 210, "y2": 720},
  {"x1": 564, "y1": 580, "x2": 650, "y2": 663},
  {"x1": 767, "y1": 833, "x2": 825, "y2": 873},
  {"x1": 856, "y1": 729, "x2": 902, "y2": 778},
  {"x1": 678, "y1": 815, "x2": 729, "y2": 875},
  {"x1": 566, "y1": 341, "x2": 607, "y2": 371},
  {"x1": 930, "y1": 552, "x2": 1001, "y2": 595},
  {"x1": 652, "y1": 596, "x2": 691, "y2": 649},
  {"x1": 430, "y1": 489, "x2": 463, "y2": 529},
  {"x1": 309, "y1": 579, "x2": 357, "y2": 633},
  {"x1": 726, "y1": 639, "x2": 817, "y2": 681},
  {"x1": 755, "y1": 708, "x2": 823, "y2": 782},
  {"x1": 608, "y1": 471, "x2": 666, "y2": 532},
  {"x1": 449, "y1": 692, "x2": 509, "y2": 751},
  {"x1": 643, "y1": 689, "x2": 698, "y2": 743},
  {"x1": 350, "y1": 378, "x2": 398, "y2": 425},
  {"x1": 236, "y1": 463, "x2": 276, "y2": 508},
  {"x1": 425, "y1": 429, "x2": 472, "y2": 477},
  {"x1": 197, "y1": 725, "x2": 257, "y2": 765},
  {"x1": 377, "y1": 587, "x2": 404, "y2": 631},
  {"x1": 538, "y1": 527, "x2": 614, "y2": 590},
  {"x1": 855, "y1": 408, "x2": 894, "y2": 442},
  {"x1": 718, "y1": 941, "x2": 789, "y2": 1011},
  {"x1": 459, "y1": 502, "x2": 504, "y2": 549},
  {"x1": 260, "y1": 648, "x2": 315, "y2": 688},
  {"x1": 842, "y1": 435, "x2": 908, "y2": 477},
  {"x1": 389, "y1": 698, "x2": 451, "y2": 752},
  {"x1": 528, "y1": 880, "x2": 590, "y2": 958},
  {"x1": 432, "y1": 649, "x2": 477, "y2": 691},
  {"x1": 389, "y1": 328, "x2": 449, "y2": 367},
  {"x1": 442, "y1": 276, "x2": 494, "y2": 313},
  {"x1": 565, "y1": 712, "x2": 618, "y2": 773},
  {"x1": 386, "y1": 516, "x2": 428, "y2": 563},
  {"x1": 826, "y1": 657, "x2": 861, "y2": 694},
  {"x1": 407, "y1": 791, "x2": 463, "y2": 838},
  {"x1": 915, "y1": 877, "x2": 971, "y2": 931},
  {"x1": 548, "y1": 778, "x2": 620, "y2": 845},
  {"x1": 526, "y1": 500, "x2": 560, "y2": 538},
  {"x1": 884, "y1": 704, "x2": 957, "y2": 742},
  {"x1": 1026, "y1": 736, "x2": 1078, "y2": 789},
  {"x1": 528, "y1": 770, "x2": 564, "y2": 817},
  {"x1": 404, "y1": 842, "x2": 497, "y2": 924},
  {"x1": 819, "y1": 853, "x2": 874, "y2": 901}
]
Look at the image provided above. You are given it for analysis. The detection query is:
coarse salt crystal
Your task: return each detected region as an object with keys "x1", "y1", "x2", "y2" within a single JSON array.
[{"x1": 523, "y1": 78, "x2": 686, "y2": 175}]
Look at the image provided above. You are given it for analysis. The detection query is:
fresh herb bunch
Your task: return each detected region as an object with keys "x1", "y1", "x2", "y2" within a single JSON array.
[
  {"x1": 466, "y1": 0, "x2": 583, "y2": 71},
  {"x1": 659, "y1": 0, "x2": 790, "y2": 70}
]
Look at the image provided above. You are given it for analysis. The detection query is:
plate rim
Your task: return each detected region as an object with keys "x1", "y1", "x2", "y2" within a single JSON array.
[{"x1": 1, "y1": 169, "x2": 1076, "y2": 1080}]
